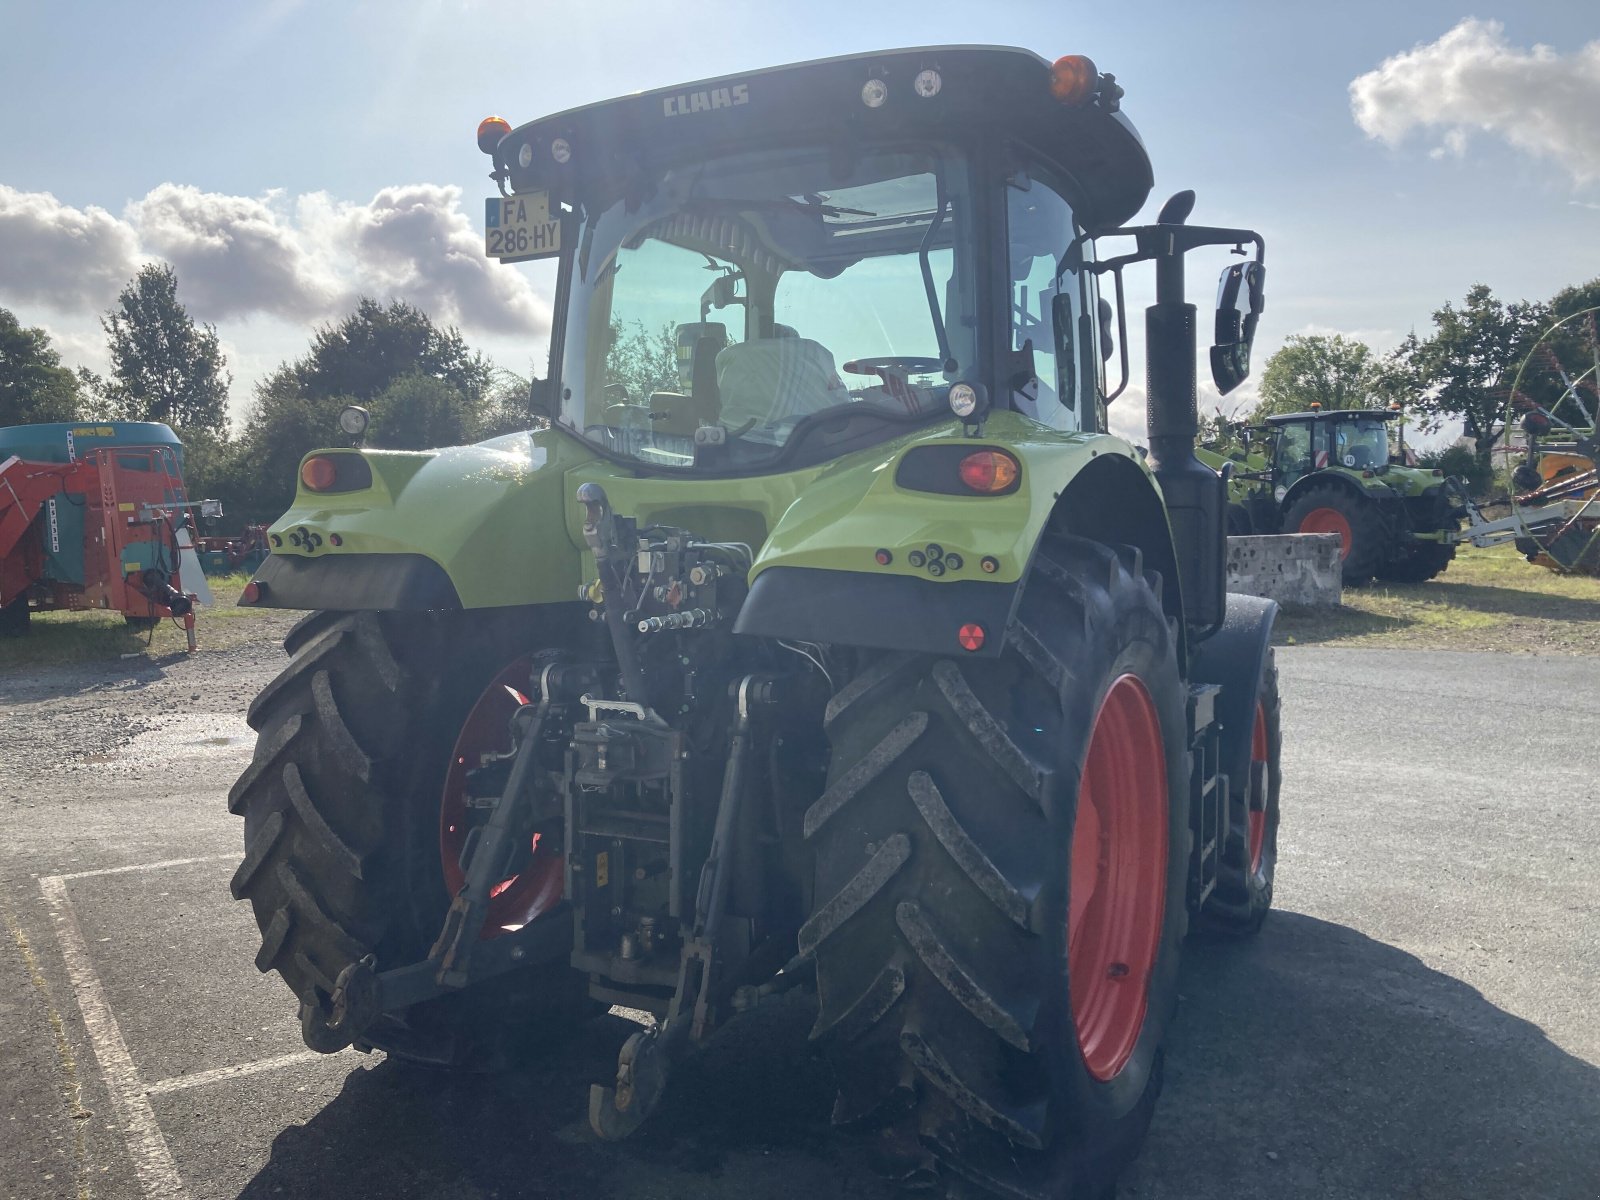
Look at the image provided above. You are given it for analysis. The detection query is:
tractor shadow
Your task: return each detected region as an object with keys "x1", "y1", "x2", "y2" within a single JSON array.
[
  {"x1": 1416, "y1": 578, "x2": 1600, "y2": 623},
  {"x1": 235, "y1": 914, "x2": 1600, "y2": 1200},
  {"x1": 1125, "y1": 911, "x2": 1600, "y2": 1200},
  {"x1": 234, "y1": 994, "x2": 890, "y2": 1200}
]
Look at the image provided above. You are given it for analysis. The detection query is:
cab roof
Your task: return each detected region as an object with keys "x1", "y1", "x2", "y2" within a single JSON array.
[{"x1": 490, "y1": 46, "x2": 1154, "y2": 234}]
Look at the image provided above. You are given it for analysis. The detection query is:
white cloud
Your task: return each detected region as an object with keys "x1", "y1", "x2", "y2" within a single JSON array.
[
  {"x1": 1350, "y1": 19, "x2": 1600, "y2": 184},
  {"x1": 0, "y1": 185, "x2": 140, "y2": 310},
  {"x1": 0, "y1": 182, "x2": 550, "y2": 344},
  {"x1": 127, "y1": 184, "x2": 342, "y2": 321}
]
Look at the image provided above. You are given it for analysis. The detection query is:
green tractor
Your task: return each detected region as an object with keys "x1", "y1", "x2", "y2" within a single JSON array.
[
  {"x1": 1203, "y1": 406, "x2": 1468, "y2": 585},
  {"x1": 229, "y1": 47, "x2": 1282, "y2": 1198}
]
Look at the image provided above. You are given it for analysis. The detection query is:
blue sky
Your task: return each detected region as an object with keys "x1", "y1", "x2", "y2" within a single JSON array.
[{"x1": 2, "y1": 1, "x2": 1596, "y2": 440}]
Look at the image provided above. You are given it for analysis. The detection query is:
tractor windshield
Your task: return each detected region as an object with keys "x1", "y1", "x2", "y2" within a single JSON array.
[
  {"x1": 1331, "y1": 418, "x2": 1390, "y2": 470},
  {"x1": 557, "y1": 144, "x2": 976, "y2": 471}
]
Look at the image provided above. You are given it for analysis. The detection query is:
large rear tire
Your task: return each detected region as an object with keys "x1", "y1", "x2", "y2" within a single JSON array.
[
  {"x1": 228, "y1": 609, "x2": 589, "y2": 1066},
  {"x1": 1283, "y1": 484, "x2": 1386, "y2": 586},
  {"x1": 1198, "y1": 649, "x2": 1282, "y2": 934},
  {"x1": 808, "y1": 536, "x2": 1190, "y2": 1199}
]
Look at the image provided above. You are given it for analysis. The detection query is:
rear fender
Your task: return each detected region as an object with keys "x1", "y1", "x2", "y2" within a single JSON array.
[
  {"x1": 1189, "y1": 594, "x2": 1278, "y2": 786},
  {"x1": 249, "y1": 429, "x2": 594, "y2": 611},
  {"x1": 736, "y1": 417, "x2": 1168, "y2": 657}
]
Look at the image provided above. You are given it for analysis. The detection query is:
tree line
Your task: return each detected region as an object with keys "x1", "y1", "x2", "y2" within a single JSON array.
[
  {"x1": 1245, "y1": 277, "x2": 1600, "y2": 466},
  {"x1": 0, "y1": 264, "x2": 534, "y2": 526}
]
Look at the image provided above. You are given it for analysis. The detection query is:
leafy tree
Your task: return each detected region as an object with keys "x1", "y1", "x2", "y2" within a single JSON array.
[
  {"x1": 0, "y1": 307, "x2": 86, "y2": 426},
  {"x1": 1417, "y1": 441, "x2": 1493, "y2": 497},
  {"x1": 479, "y1": 367, "x2": 539, "y2": 438},
  {"x1": 231, "y1": 299, "x2": 500, "y2": 520},
  {"x1": 1250, "y1": 334, "x2": 1376, "y2": 421},
  {"x1": 1390, "y1": 284, "x2": 1548, "y2": 461},
  {"x1": 233, "y1": 367, "x2": 348, "y2": 522},
  {"x1": 369, "y1": 373, "x2": 479, "y2": 450},
  {"x1": 297, "y1": 298, "x2": 491, "y2": 406},
  {"x1": 102, "y1": 264, "x2": 231, "y2": 432},
  {"x1": 604, "y1": 320, "x2": 680, "y2": 402}
]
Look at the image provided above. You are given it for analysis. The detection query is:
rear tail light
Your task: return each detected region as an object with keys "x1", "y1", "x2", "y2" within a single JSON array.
[
  {"x1": 959, "y1": 451, "x2": 1021, "y2": 494},
  {"x1": 298, "y1": 452, "x2": 372, "y2": 494},
  {"x1": 958, "y1": 623, "x2": 986, "y2": 652},
  {"x1": 301, "y1": 456, "x2": 338, "y2": 491}
]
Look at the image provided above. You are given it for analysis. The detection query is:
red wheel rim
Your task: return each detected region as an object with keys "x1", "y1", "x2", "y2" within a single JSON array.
[
  {"x1": 1247, "y1": 701, "x2": 1268, "y2": 874},
  {"x1": 1298, "y1": 507, "x2": 1353, "y2": 560},
  {"x1": 439, "y1": 658, "x2": 563, "y2": 940},
  {"x1": 1068, "y1": 674, "x2": 1169, "y2": 1083}
]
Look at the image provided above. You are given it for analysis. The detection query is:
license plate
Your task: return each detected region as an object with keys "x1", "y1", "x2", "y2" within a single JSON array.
[{"x1": 485, "y1": 192, "x2": 560, "y2": 261}]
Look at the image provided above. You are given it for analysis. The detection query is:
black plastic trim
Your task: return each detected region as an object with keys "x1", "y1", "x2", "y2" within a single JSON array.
[
  {"x1": 734, "y1": 565, "x2": 1018, "y2": 657},
  {"x1": 895, "y1": 445, "x2": 1021, "y2": 496},
  {"x1": 244, "y1": 552, "x2": 461, "y2": 611}
]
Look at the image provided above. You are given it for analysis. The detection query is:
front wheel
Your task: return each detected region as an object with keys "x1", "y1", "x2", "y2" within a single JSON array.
[
  {"x1": 809, "y1": 535, "x2": 1190, "y2": 1198},
  {"x1": 1376, "y1": 540, "x2": 1456, "y2": 583}
]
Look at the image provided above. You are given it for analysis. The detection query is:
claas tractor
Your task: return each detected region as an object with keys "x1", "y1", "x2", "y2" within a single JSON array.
[
  {"x1": 229, "y1": 47, "x2": 1282, "y2": 1198},
  {"x1": 1203, "y1": 406, "x2": 1468, "y2": 585}
]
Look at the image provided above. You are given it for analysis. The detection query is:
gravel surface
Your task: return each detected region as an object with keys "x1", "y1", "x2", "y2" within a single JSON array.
[{"x1": 1, "y1": 636, "x2": 1596, "y2": 1199}]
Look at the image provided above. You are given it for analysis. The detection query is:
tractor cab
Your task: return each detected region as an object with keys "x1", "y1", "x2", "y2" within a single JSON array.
[
  {"x1": 1262, "y1": 408, "x2": 1396, "y2": 492},
  {"x1": 475, "y1": 48, "x2": 1255, "y2": 478}
]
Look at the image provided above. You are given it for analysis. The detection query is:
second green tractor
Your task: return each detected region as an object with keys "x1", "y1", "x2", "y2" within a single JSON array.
[{"x1": 1202, "y1": 406, "x2": 1468, "y2": 585}]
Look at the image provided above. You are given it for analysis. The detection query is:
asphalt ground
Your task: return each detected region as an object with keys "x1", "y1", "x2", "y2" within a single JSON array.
[{"x1": 1, "y1": 642, "x2": 1596, "y2": 1200}]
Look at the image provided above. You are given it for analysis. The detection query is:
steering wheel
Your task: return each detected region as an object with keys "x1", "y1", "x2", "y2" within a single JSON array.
[{"x1": 842, "y1": 356, "x2": 945, "y2": 376}]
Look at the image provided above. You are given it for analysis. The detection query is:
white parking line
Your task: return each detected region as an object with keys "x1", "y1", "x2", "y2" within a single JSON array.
[
  {"x1": 38, "y1": 852, "x2": 342, "y2": 1200},
  {"x1": 145, "y1": 1049, "x2": 349, "y2": 1096},
  {"x1": 40, "y1": 872, "x2": 189, "y2": 1200},
  {"x1": 53, "y1": 853, "x2": 237, "y2": 882}
]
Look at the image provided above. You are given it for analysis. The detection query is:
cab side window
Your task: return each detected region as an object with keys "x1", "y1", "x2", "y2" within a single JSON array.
[{"x1": 1005, "y1": 167, "x2": 1081, "y2": 431}]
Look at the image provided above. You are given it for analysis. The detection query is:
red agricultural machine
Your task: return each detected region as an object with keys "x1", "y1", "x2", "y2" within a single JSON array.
[{"x1": 0, "y1": 421, "x2": 216, "y2": 645}]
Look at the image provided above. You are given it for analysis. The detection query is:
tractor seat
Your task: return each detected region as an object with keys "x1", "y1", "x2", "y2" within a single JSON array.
[{"x1": 715, "y1": 338, "x2": 845, "y2": 428}]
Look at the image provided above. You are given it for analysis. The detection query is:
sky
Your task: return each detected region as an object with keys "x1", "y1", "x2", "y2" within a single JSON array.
[{"x1": 1, "y1": 0, "x2": 1596, "y2": 445}]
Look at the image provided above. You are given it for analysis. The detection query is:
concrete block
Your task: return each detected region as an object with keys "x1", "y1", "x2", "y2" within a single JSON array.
[{"x1": 1226, "y1": 534, "x2": 1342, "y2": 606}]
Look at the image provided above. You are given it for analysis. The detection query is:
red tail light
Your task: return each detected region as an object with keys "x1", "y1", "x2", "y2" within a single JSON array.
[
  {"x1": 301, "y1": 456, "x2": 338, "y2": 492},
  {"x1": 958, "y1": 623, "x2": 986, "y2": 652},
  {"x1": 958, "y1": 450, "x2": 1021, "y2": 494}
]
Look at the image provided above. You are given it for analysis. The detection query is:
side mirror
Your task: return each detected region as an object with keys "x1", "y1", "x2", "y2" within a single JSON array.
[
  {"x1": 1210, "y1": 260, "x2": 1265, "y2": 395},
  {"x1": 530, "y1": 377, "x2": 555, "y2": 420}
]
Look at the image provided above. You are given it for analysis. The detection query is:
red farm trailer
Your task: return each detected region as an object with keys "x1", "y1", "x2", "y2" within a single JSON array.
[{"x1": 0, "y1": 421, "x2": 216, "y2": 646}]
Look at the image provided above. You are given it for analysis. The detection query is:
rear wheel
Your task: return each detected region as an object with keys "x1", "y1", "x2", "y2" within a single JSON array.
[
  {"x1": 1283, "y1": 485, "x2": 1386, "y2": 586},
  {"x1": 229, "y1": 609, "x2": 589, "y2": 1066},
  {"x1": 809, "y1": 536, "x2": 1190, "y2": 1199},
  {"x1": 1199, "y1": 649, "x2": 1282, "y2": 934}
]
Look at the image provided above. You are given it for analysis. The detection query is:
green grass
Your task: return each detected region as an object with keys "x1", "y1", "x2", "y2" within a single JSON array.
[
  {"x1": 0, "y1": 574, "x2": 294, "y2": 673},
  {"x1": 1274, "y1": 544, "x2": 1600, "y2": 654}
]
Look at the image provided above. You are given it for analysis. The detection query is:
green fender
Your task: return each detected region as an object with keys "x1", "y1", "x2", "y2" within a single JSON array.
[{"x1": 251, "y1": 415, "x2": 1180, "y2": 659}]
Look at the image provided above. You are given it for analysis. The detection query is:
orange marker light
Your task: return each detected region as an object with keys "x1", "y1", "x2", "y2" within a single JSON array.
[
  {"x1": 301, "y1": 456, "x2": 338, "y2": 492},
  {"x1": 477, "y1": 116, "x2": 512, "y2": 154},
  {"x1": 958, "y1": 450, "x2": 1020, "y2": 493},
  {"x1": 1050, "y1": 55, "x2": 1099, "y2": 104}
]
